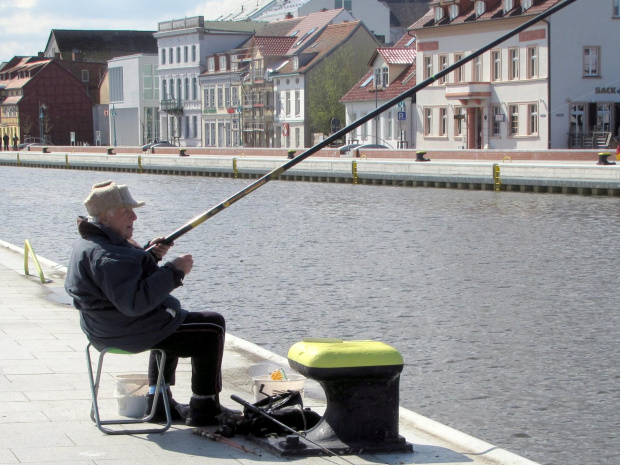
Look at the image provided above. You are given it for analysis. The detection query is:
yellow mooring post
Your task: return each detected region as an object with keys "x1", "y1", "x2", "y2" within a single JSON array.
[
  {"x1": 24, "y1": 239, "x2": 45, "y2": 283},
  {"x1": 138, "y1": 155, "x2": 143, "y2": 173},
  {"x1": 493, "y1": 163, "x2": 501, "y2": 191},
  {"x1": 232, "y1": 158, "x2": 238, "y2": 178},
  {"x1": 352, "y1": 160, "x2": 358, "y2": 185}
]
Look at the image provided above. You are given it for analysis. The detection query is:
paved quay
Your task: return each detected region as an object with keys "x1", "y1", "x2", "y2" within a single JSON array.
[
  {"x1": 2, "y1": 150, "x2": 620, "y2": 195},
  {"x1": 0, "y1": 240, "x2": 540, "y2": 465}
]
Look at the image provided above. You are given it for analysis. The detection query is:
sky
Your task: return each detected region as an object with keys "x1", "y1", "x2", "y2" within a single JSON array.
[{"x1": 0, "y1": 0, "x2": 247, "y2": 62}]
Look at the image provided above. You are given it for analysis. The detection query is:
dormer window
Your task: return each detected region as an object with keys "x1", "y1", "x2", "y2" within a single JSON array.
[
  {"x1": 434, "y1": 6, "x2": 444, "y2": 22},
  {"x1": 207, "y1": 57, "x2": 215, "y2": 72},
  {"x1": 503, "y1": 0, "x2": 514, "y2": 14},
  {"x1": 449, "y1": 4, "x2": 459, "y2": 20},
  {"x1": 475, "y1": 1, "x2": 486, "y2": 17},
  {"x1": 219, "y1": 55, "x2": 227, "y2": 71},
  {"x1": 293, "y1": 56, "x2": 299, "y2": 70},
  {"x1": 522, "y1": 0, "x2": 532, "y2": 11}
]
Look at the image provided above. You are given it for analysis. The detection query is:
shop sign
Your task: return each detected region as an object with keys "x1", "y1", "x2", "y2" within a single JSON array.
[{"x1": 595, "y1": 87, "x2": 620, "y2": 95}]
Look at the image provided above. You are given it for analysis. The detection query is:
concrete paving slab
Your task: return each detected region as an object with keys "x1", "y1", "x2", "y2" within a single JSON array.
[{"x1": 0, "y1": 240, "x2": 540, "y2": 465}]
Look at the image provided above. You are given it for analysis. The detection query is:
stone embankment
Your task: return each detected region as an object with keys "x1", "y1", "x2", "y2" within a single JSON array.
[{"x1": 1, "y1": 147, "x2": 619, "y2": 196}]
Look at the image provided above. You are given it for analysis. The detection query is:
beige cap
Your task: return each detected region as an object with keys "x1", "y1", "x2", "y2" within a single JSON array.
[{"x1": 83, "y1": 180, "x2": 145, "y2": 217}]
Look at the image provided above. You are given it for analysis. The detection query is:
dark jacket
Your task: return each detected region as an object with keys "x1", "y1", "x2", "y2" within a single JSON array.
[{"x1": 65, "y1": 217, "x2": 188, "y2": 352}]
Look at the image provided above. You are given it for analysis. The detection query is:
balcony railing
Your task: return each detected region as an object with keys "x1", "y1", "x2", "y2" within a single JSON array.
[{"x1": 160, "y1": 99, "x2": 183, "y2": 112}]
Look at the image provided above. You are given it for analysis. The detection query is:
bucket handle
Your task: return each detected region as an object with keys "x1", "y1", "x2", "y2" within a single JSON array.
[{"x1": 116, "y1": 379, "x2": 148, "y2": 397}]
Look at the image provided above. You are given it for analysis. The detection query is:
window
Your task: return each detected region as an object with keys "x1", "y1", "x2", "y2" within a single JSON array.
[
  {"x1": 162, "y1": 80, "x2": 167, "y2": 100},
  {"x1": 439, "y1": 54, "x2": 448, "y2": 84},
  {"x1": 454, "y1": 52, "x2": 464, "y2": 82},
  {"x1": 492, "y1": 50, "x2": 501, "y2": 81},
  {"x1": 522, "y1": 0, "x2": 532, "y2": 11},
  {"x1": 439, "y1": 107, "x2": 447, "y2": 136},
  {"x1": 109, "y1": 67, "x2": 123, "y2": 103},
  {"x1": 527, "y1": 46, "x2": 538, "y2": 78},
  {"x1": 584, "y1": 47, "x2": 600, "y2": 77},
  {"x1": 382, "y1": 66, "x2": 389, "y2": 87},
  {"x1": 143, "y1": 65, "x2": 154, "y2": 99},
  {"x1": 192, "y1": 45, "x2": 197, "y2": 62},
  {"x1": 509, "y1": 104, "x2": 519, "y2": 135},
  {"x1": 192, "y1": 116, "x2": 197, "y2": 138},
  {"x1": 454, "y1": 106, "x2": 463, "y2": 137},
  {"x1": 169, "y1": 78, "x2": 174, "y2": 98},
  {"x1": 231, "y1": 55, "x2": 238, "y2": 71},
  {"x1": 386, "y1": 111, "x2": 392, "y2": 139},
  {"x1": 509, "y1": 48, "x2": 519, "y2": 80},
  {"x1": 169, "y1": 48, "x2": 173, "y2": 64},
  {"x1": 184, "y1": 46, "x2": 188, "y2": 63},
  {"x1": 176, "y1": 47, "x2": 181, "y2": 63},
  {"x1": 161, "y1": 49, "x2": 166, "y2": 65},
  {"x1": 434, "y1": 6, "x2": 444, "y2": 22},
  {"x1": 293, "y1": 56, "x2": 299, "y2": 70},
  {"x1": 208, "y1": 57, "x2": 215, "y2": 72},
  {"x1": 285, "y1": 91, "x2": 291, "y2": 116},
  {"x1": 295, "y1": 127, "x2": 300, "y2": 148},
  {"x1": 275, "y1": 92, "x2": 281, "y2": 116},
  {"x1": 424, "y1": 55, "x2": 433, "y2": 80},
  {"x1": 503, "y1": 0, "x2": 513, "y2": 14},
  {"x1": 217, "y1": 87, "x2": 223, "y2": 107},
  {"x1": 232, "y1": 87, "x2": 239, "y2": 107},
  {"x1": 184, "y1": 78, "x2": 189, "y2": 101},
  {"x1": 475, "y1": 1, "x2": 486, "y2": 17},
  {"x1": 528, "y1": 103, "x2": 538, "y2": 135},
  {"x1": 597, "y1": 103, "x2": 611, "y2": 131},
  {"x1": 177, "y1": 79, "x2": 182, "y2": 101},
  {"x1": 424, "y1": 108, "x2": 432, "y2": 136},
  {"x1": 209, "y1": 88, "x2": 215, "y2": 107},
  {"x1": 449, "y1": 4, "x2": 459, "y2": 20},
  {"x1": 225, "y1": 86, "x2": 230, "y2": 107},
  {"x1": 615, "y1": 0, "x2": 620, "y2": 17},
  {"x1": 205, "y1": 123, "x2": 210, "y2": 145},
  {"x1": 219, "y1": 55, "x2": 227, "y2": 71},
  {"x1": 492, "y1": 105, "x2": 502, "y2": 136},
  {"x1": 81, "y1": 69, "x2": 89, "y2": 82},
  {"x1": 473, "y1": 55, "x2": 483, "y2": 81},
  {"x1": 295, "y1": 90, "x2": 300, "y2": 115},
  {"x1": 191, "y1": 77, "x2": 197, "y2": 100}
]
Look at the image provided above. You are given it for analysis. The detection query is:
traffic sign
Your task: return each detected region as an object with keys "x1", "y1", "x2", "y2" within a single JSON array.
[{"x1": 398, "y1": 111, "x2": 406, "y2": 121}]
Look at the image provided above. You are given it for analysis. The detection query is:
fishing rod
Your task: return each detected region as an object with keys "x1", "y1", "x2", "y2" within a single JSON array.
[{"x1": 151, "y1": 0, "x2": 578, "y2": 248}]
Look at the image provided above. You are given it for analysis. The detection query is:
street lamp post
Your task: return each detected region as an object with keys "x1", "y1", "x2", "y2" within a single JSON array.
[
  {"x1": 374, "y1": 68, "x2": 381, "y2": 144},
  {"x1": 38, "y1": 103, "x2": 46, "y2": 142},
  {"x1": 110, "y1": 105, "x2": 117, "y2": 146}
]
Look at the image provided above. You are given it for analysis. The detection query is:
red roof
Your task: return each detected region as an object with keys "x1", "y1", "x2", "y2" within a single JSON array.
[
  {"x1": 375, "y1": 48, "x2": 417, "y2": 65},
  {"x1": 254, "y1": 36, "x2": 297, "y2": 56},
  {"x1": 409, "y1": 0, "x2": 564, "y2": 30},
  {"x1": 340, "y1": 62, "x2": 416, "y2": 104}
]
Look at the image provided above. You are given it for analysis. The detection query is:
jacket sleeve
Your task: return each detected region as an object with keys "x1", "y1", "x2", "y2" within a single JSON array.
[{"x1": 93, "y1": 249, "x2": 183, "y2": 317}]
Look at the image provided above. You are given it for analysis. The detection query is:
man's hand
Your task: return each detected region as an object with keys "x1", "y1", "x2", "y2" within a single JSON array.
[
  {"x1": 148, "y1": 237, "x2": 173, "y2": 260},
  {"x1": 170, "y1": 254, "x2": 193, "y2": 275}
]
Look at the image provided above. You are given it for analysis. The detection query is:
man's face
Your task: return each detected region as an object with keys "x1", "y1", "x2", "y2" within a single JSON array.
[{"x1": 102, "y1": 207, "x2": 137, "y2": 240}]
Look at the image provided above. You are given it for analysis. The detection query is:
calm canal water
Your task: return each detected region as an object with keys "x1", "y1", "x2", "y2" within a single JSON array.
[{"x1": 1, "y1": 166, "x2": 619, "y2": 465}]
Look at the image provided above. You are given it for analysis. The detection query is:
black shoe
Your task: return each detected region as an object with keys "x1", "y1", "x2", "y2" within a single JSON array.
[
  {"x1": 186, "y1": 396, "x2": 242, "y2": 427},
  {"x1": 145, "y1": 390, "x2": 189, "y2": 423}
]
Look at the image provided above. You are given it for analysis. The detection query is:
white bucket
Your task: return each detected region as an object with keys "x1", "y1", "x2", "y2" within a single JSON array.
[
  {"x1": 251, "y1": 374, "x2": 306, "y2": 402},
  {"x1": 113, "y1": 373, "x2": 149, "y2": 418}
]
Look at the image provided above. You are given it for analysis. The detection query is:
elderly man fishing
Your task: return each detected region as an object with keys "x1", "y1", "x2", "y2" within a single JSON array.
[{"x1": 65, "y1": 180, "x2": 231, "y2": 426}]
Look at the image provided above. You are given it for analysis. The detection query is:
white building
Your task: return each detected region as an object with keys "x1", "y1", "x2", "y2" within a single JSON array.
[
  {"x1": 409, "y1": 0, "x2": 620, "y2": 151},
  {"x1": 107, "y1": 54, "x2": 160, "y2": 146},
  {"x1": 154, "y1": 17, "x2": 262, "y2": 147},
  {"x1": 341, "y1": 36, "x2": 417, "y2": 150}
]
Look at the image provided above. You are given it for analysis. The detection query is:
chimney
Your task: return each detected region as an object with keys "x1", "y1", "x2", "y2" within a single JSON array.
[
  {"x1": 37, "y1": 52, "x2": 44, "y2": 58},
  {"x1": 72, "y1": 50, "x2": 82, "y2": 61}
]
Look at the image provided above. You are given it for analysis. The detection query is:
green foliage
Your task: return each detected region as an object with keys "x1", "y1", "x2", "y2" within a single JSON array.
[{"x1": 306, "y1": 34, "x2": 376, "y2": 140}]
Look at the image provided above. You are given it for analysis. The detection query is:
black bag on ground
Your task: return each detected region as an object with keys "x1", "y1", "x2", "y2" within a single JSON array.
[{"x1": 218, "y1": 389, "x2": 321, "y2": 438}]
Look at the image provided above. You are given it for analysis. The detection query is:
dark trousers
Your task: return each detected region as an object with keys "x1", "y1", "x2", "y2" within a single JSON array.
[{"x1": 147, "y1": 311, "x2": 225, "y2": 396}]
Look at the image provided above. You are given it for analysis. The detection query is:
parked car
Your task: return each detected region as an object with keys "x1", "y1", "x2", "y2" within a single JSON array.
[
  {"x1": 338, "y1": 143, "x2": 362, "y2": 154},
  {"x1": 142, "y1": 140, "x2": 176, "y2": 151}
]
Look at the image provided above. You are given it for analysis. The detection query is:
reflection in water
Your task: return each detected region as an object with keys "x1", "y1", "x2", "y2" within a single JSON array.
[{"x1": 1, "y1": 166, "x2": 619, "y2": 465}]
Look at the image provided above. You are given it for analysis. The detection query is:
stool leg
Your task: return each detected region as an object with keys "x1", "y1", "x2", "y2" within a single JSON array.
[{"x1": 85, "y1": 344, "x2": 171, "y2": 435}]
